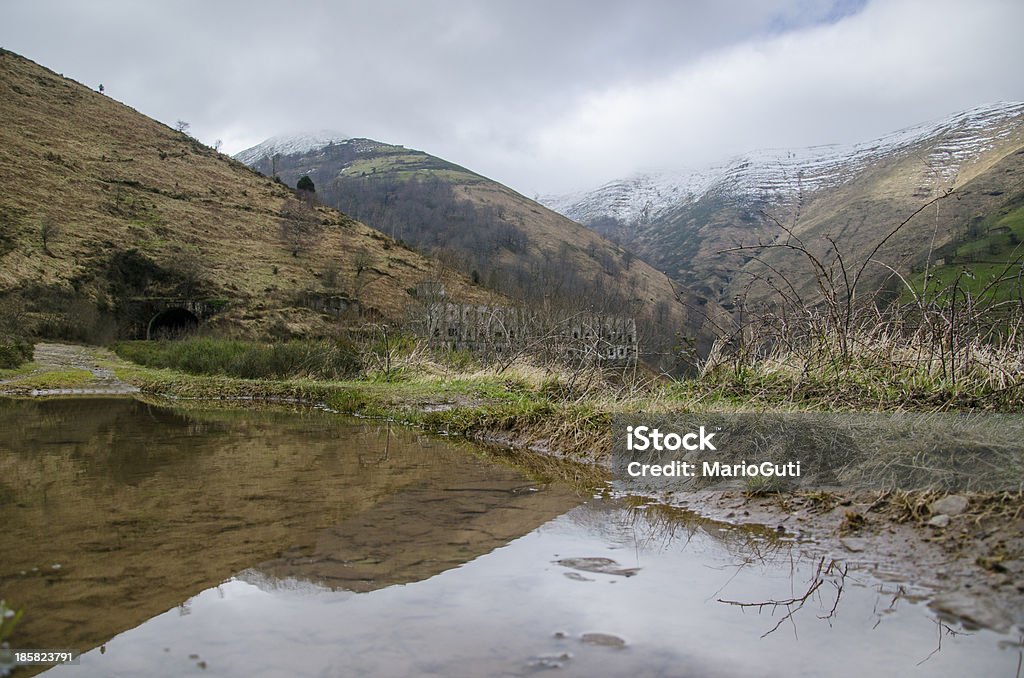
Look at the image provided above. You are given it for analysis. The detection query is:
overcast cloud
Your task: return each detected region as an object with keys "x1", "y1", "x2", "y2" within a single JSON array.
[{"x1": 2, "y1": 0, "x2": 1022, "y2": 195}]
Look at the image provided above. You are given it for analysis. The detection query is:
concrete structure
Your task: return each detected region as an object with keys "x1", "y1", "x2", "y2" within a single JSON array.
[
  {"x1": 123, "y1": 297, "x2": 228, "y2": 339},
  {"x1": 296, "y1": 291, "x2": 360, "y2": 318},
  {"x1": 420, "y1": 301, "x2": 637, "y2": 365}
]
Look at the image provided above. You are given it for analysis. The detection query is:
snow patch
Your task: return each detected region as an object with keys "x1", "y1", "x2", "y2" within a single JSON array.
[
  {"x1": 234, "y1": 130, "x2": 350, "y2": 166},
  {"x1": 543, "y1": 102, "x2": 1024, "y2": 226}
]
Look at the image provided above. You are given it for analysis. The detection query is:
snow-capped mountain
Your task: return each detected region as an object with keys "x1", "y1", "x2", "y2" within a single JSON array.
[
  {"x1": 542, "y1": 102, "x2": 1024, "y2": 307},
  {"x1": 234, "y1": 130, "x2": 350, "y2": 166},
  {"x1": 543, "y1": 102, "x2": 1024, "y2": 227}
]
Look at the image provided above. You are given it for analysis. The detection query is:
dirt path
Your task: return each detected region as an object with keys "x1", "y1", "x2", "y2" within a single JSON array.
[{"x1": 0, "y1": 342, "x2": 139, "y2": 396}]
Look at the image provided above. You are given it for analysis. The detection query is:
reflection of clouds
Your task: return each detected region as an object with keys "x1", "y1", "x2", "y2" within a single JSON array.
[{"x1": 50, "y1": 500, "x2": 1016, "y2": 678}]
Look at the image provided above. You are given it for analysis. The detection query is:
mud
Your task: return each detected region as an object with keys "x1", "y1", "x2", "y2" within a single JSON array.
[{"x1": 646, "y1": 488, "x2": 1024, "y2": 634}]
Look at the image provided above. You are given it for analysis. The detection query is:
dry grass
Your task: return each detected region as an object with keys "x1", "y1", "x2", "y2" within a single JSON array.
[
  {"x1": 699, "y1": 293, "x2": 1024, "y2": 411},
  {"x1": 0, "y1": 49, "x2": 494, "y2": 338}
]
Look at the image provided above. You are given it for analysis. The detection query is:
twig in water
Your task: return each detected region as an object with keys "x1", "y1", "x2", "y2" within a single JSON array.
[{"x1": 717, "y1": 556, "x2": 845, "y2": 638}]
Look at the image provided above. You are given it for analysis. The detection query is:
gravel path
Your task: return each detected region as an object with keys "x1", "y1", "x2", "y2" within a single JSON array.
[{"x1": 1, "y1": 343, "x2": 140, "y2": 396}]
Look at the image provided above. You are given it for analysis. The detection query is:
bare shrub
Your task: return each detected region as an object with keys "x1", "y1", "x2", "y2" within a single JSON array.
[{"x1": 706, "y1": 190, "x2": 1024, "y2": 409}]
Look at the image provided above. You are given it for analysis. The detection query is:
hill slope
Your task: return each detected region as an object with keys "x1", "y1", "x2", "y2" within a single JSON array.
[
  {"x1": 0, "y1": 50, "x2": 493, "y2": 341},
  {"x1": 544, "y1": 103, "x2": 1024, "y2": 307},
  {"x1": 236, "y1": 136, "x2": 720, "y2": 367}
]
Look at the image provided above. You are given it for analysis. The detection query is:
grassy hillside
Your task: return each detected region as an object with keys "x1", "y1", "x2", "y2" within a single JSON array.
[
  {"x1": 731, "y1": 134, "x2": 1024, "y2": 309},
  {"x1": 907, "y1": 196, "x2": 1024, "y2": 304},
  {"x1": 0, "y1": 50, "x2": 494, "y2": 342},
  {"x1": 241, "y1": 139, "x2": 723, "y2": 369},
  {"x1": 570, "y1": 112, "x2": 1024, "y2": 314}
]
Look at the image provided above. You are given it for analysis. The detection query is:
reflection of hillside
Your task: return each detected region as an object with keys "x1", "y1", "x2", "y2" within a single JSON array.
[
  {"x1": 0, "y1": 398, "x2": 581, "y2": 662},
  {"x1": 0, "y1": 397, "x2": 222, "y2": 485},
  {"x1": 251, "y1": 477, "x2": 579, "y2": 593}
]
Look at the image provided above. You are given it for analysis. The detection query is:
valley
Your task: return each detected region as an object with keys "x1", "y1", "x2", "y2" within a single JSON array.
[
  {"x1": 234, "y1": 134, "x2": 721, "y2": 370},
  {"x1": 1, "y1": 38, "x2": 1023, "y2": 678}
]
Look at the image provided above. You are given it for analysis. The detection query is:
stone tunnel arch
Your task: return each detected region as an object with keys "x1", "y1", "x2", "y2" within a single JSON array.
[{"x1": 147, "y1": 307, "x2": 199, "y2": 339}]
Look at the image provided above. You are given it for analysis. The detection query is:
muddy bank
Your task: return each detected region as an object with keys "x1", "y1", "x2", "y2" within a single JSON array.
[
  {"x1": 652, "y1": 489, "x2": 1024, "y2": 633},
  {"x1": 392, "y1": 414, "x2": 1024, "y2": 637},
  {"x1": 483, "y1": 425, "x2": 1024, "y2": 635}
]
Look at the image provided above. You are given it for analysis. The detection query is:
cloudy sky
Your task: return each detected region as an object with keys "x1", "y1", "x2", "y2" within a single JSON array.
[{"x1": 2, "y1": 0, "x2": 1022, "y2": 195}]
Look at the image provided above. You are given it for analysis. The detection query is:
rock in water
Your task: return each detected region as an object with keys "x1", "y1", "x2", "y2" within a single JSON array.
[
  {"x1": 554, "y1": 557, "x2": 639, "y2": 577},
  {"x1": 580, "y1": 633, "x2": 627, "y2": 648}
]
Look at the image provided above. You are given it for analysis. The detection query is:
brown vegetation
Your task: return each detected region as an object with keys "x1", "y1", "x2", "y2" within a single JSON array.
[
  {"x1": 0, "y1": 49, "x2": 494, "y2": 343},
  {"x1": 243, "y1": 137, "x2": 726, "y2": 372}
]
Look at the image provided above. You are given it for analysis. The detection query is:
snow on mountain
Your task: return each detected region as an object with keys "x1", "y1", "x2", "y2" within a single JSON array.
[
  {"x1": 542, "y1": 168, "x2": 720, "y2": 227},
  {"x1": 543, "y1": 102, "x2": 1024, "y2": 226},
  {"x1": 234, "y1": 130, "x2": 350, "y2": 166}
]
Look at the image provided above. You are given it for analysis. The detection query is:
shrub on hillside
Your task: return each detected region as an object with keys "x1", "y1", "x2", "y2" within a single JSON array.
[{"x1": 0, "y1": 338, "x2": 33, "y2": 369}]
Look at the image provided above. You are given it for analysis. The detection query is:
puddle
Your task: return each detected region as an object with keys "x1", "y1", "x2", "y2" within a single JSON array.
[{"x1": 0, "y1": 398, "x2": 1020, "y2": 677}]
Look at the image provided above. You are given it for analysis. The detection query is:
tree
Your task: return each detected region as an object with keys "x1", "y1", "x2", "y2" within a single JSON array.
[
  {"x1": 280, "y1": 201, "x2": 318, "y2": 256},
  {"x1": 297, "y1": 175, "x2": 315, "y2": 193},
  {"x1": 352, "y1": 248, "x2": 377, "y2": 295},
  {"x1": 175, "y1": 120, "x2": 191, "y2": 135},
  {"x1": 40, "y1": 218, "x2": 59, "y2": 255}
]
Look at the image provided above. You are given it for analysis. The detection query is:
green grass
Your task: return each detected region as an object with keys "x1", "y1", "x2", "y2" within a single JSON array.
[
  {"x1": 106, "y1": 338, "x2": 617, "y2": 463},
  {"x1": 113, "y1": 338, "x2": 362, "y2": 381},
  {"x1": 3, "y1": 367, "x2": 95, "y2": 389},
  {"x1": 0, "y1": 360, "x2": 37, "y2": 381},
  {"x1": 341, "y1": 150, "x2": 481, "y2": 185},
  {"x1": 907, "y1": 203, "x2": 1024, "y2": 304},
  {"x1": 913, "y1": 263, "x2": 1023, "y2": 304},
  {"x1": 956, "y1": 204, "x2": 1024, "y2": 259},
  {"x1": 96, "y1": 322, "x2": 1024, "y2": 481}
]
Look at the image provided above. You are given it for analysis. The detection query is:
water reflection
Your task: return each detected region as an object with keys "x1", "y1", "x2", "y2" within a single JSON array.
[
  {"x1": 0, "y1": 398, "x2": 580, "y2": 665},
  {"x1": 1, "y1": 398, "x2": 1019, "y2": 677},
  {"x1": 42, "y1": 499, "x2": 1022, "y2": 678}
]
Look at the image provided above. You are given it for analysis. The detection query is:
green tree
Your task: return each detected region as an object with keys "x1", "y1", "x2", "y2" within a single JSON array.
[{"x1": 297, "y1": 175, "x2": 315, "y2": 193}]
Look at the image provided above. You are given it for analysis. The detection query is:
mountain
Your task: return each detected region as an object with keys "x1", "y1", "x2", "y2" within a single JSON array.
[
  {"x1": 234, "y1": 130, "x2": 350, "y2": 166},
  {"x1": 235, "y1": 135, "x2": 722, "y2": 368},
  {"x1": 543, "y1": 103, "x2": 1024, "y2": 307},
  {"x1": 0, "y1": 49, "x2": 493, "y2": 342}
]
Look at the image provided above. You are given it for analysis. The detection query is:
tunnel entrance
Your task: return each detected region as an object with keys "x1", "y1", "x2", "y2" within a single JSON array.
[{"x1": 147, "y1": 307, "x2": 199, "y2": 339}]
